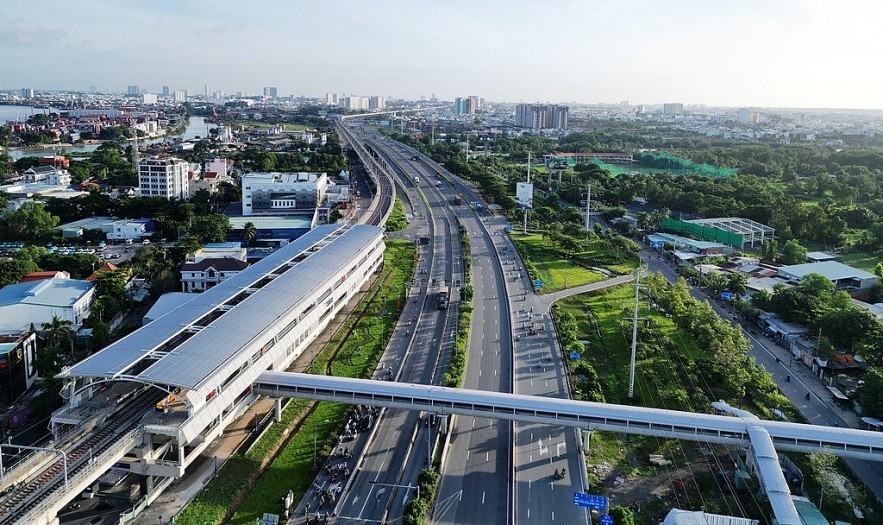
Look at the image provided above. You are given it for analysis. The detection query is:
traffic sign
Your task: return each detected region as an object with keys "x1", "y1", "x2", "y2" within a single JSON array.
[
  {"x1": 505, "y1": 224, "x2": 513, "y2": 232},
  {"x1": 534, "y1": 279, "x2": 543, "y2": 289},
  {"x1": 573, "y1": 493, "x2": 607, "y2": 509},
  {"x1": 569, "y1": 351, "x2": 581, "y2": 360},
  {"x1": 720, "y1": 291, "x2": 734, "y2": 301},
  {"x1": 650, "y1": 240, "x2": 663, "y2": 249},
  {"x1": 600, "y1": 514, "x2": 614, "y2": 525}
]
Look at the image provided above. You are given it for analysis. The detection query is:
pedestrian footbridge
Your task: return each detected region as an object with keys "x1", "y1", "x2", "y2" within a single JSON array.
[{"x1": 255, "y1": 372, "x2": 883, "y2": 525}]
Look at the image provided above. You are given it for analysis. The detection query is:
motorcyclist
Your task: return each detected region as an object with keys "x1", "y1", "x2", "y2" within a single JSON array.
[{"x1": 553, "y1": 469, "x2": 559, "y2": 479}]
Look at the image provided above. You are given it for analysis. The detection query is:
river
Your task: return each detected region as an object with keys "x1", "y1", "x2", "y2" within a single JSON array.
[{"x1": 0, "y1": 104, "x2": 213, "y2": 159}]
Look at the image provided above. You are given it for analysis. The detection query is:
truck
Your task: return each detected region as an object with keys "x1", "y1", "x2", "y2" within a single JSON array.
[
  {"x1": 437, "y1": 285, "x2": 449, "y2": 310},
  {"x1": 452, "y1": 195, "x2": 462, "y2": 205}
]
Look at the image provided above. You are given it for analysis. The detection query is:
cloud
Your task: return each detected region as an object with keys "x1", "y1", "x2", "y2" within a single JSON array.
[{"x1": 0, "y1": 10, "x2": 67, "y2": 47}]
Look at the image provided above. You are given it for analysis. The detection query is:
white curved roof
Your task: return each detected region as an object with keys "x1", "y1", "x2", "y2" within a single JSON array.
[{"x1": 68, "y1": 225, "x2": 383, "y2": 391}]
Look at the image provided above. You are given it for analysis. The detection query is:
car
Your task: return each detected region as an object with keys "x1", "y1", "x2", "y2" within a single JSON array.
[{"x1": 142, "y1": 239, "x2": 150, "y2": 245}]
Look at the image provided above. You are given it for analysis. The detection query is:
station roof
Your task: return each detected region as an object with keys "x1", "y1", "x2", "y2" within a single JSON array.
[{"x1": 67, "y1": 224, "x2": 382, "y2": 391}]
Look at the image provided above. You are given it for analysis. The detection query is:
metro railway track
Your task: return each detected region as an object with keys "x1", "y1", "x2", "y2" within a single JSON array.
[{"x1": 0, "y1": 390, "x2": 162, "y2": 524}]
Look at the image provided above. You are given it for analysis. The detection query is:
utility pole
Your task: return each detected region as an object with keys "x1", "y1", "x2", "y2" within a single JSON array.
[
  {"x1": 628, "y1": 269, "x2": 641, "y2": 399},
  {"x1": 585, "y1": 183, "x2": 592, "y2": 232},
  {"x1": 523, "y1": 152, "x2": 531, "y2": 234}
]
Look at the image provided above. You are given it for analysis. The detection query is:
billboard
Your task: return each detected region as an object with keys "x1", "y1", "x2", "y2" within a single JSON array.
[{"x1": 516, "y1": 182, "x2": 534, "y2": 209}]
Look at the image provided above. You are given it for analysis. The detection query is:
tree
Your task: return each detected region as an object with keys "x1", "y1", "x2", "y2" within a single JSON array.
[
  {"x1": 761, "y1": 239, "x2": 779, "y2": 262},
  {"x1": 0, "y1": 258, "x2": 39, "y2": 286},
  {"x1": 609, "y1": 505, "x2": 636, "y2": 525},
  {"x1": 860, "y1": 367, "x2": 883, "y2": 419},
  {"x1": 38, "y1": 316, "x2": 73, "y2": 374},
  {"x1": 779, "y1": 240, "x2": 808, "y2": 265},
  {"x1": 188, "y1": 214, "x2": 231, "y2": 243},
  {"x1": 1, "y1": 201, "x2": 60, "y2": 240},
  {"x1": 242, "y1": 221, "x2": 257, "y2": 246}
]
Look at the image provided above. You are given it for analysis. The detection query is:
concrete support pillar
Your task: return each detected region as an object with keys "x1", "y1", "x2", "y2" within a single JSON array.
[
  {"x1": 582, "y1": 429, "x2": 592, "y2": 455},
  {"x1": 275, "y1": 398, "x2": 283, "y2": 423},
  {"x1": 439, "y1": 414, "x2": 449, "y2": 434}
]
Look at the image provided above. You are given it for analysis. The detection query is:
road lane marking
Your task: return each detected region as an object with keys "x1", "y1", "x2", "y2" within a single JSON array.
[{"x1": 482, "y1": 491, "x2": 486, "y2": 504}]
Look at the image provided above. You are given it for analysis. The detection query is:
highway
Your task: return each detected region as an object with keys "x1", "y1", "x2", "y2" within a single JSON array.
[{"x1": 286, "y1": 125, "x2": 463, "y2": 524}]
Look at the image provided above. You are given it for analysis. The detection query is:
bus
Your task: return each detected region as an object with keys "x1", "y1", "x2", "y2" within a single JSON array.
[{"x1": 437, "y1": 286, "x2": 449, "y2": 310}]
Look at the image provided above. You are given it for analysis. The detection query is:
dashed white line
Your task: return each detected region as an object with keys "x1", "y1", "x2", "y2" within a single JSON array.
[{"x1": 482, "y1": 491, "x2": 486, "y2": 504}]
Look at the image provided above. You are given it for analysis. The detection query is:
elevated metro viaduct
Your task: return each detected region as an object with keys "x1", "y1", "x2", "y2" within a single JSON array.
[
  {"x1": 254, "y1": 371, "x2": 883, "y2": 525},
  {"x1": 6, "y1": 225, "x2": 385, "y2": 525}
]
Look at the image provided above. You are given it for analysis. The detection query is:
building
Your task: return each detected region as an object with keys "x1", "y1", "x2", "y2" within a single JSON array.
[
  {"x1": 142, "y1": 93, "x2": 158, "y2": 105},
  {"x1": 20, "y1": 88, "x2": 34, "y2": 99},
  {"x1": 241, "y1": 172, "x2": 329, "y2": 216},
  {"x1": 263, "y1": 87, "x2": 278, "y2": 98},
  {"x1": 180, "y1": 258, "x2": 250, "y2": 293},
  {"x1": 173, "y1": 90, "x2": 186, "y2": 102},
  {"x1": 162, "y1": 86, "x2": 170, "y2": 96},
  {"x1": 661, "y1": 508, "x2": 757, "y2": 525},
  {"x1": 106, "y1": 218, "x2": 155, "y2": 241},
  {"x1": 127, "y1": 85, "x2": 140, "y2": 96},
  {"x1": 683, "y1": 217, "x2": 774, "y2": 249},
  {"x1": 738, "y1": 107, "x2": 760, "y2": 124},
  {"x1": 56, "y1": 225, "x2": 385, "y2": 498},
  {"x1": 777, "y1": 261, "x2": 878, "y2": 291},
  {"x1": 453, "y1": 97, "x2": 475, "y2": 115},
  {"x1": 325, "y1": 92, "x2": 338, "y2": 106},
  {"x1": 0, "y1": 332, "x2": 38, "y2": 405},
  {"x1": 23, "y1": 166, "x2": 71, "y2": 186},
  {"x1": 514, "y1": 104, "x2": 569, "y2": 130},
  {"x1": 138, "y1": 157, "x2": 191, "y2": 200},
  {"x1": 0, "y1": 277, "x2": 96, "y2": 332},
  {"x1": 19, "y1": 271, "x2": 70, "y2": 283},
  {"x1": 142, "y1": 293, "x2": 194, "y2": 325},
  {"x1": 368, "y1": 96, "x2": 386, "y2": 110},
  {"x1": 205, "y1": 158, "x2": 232, "y2": 181},
  {"x1": 341, "y1": 96, "x2": 369, "y2": 110},
  {"x1": 663, "y1": 103, "x2": 684, "y2": 115}
]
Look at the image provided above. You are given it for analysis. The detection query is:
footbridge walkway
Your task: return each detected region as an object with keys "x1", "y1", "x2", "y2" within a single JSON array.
[{"x1": 254, "y1": 371, "x2": 883, "y2": 525}]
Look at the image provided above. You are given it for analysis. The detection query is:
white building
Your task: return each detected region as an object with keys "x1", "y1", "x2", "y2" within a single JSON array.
[
  {"x1": 106, "y1": 219, "x2": 152, "y2": 240},
  {"x1": 23, "y1": 166, "x2": 72, "y2": 185},
  {"x1": 138, "y1": 157, "x2": 190, "y2": 200},
  {"x1": 241, "y1": 172, "x2": 329, "y2": 216},
  {"x1": 142, "y1": 93, "x2": 158, "y2": 105},
  {"x1": 180, "y1": 258, "x2": 249, "y2": 293},
  {"x1": 0, "y1": 277, "x2": 96, "y2": 332}
]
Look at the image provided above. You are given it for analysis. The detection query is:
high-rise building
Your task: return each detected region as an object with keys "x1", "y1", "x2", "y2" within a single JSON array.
[
  {"x1": 431, "y1": 93, "x2": 438, "y2": 103},
  {"x1": 162, "y1": 86, "x2": 170, "y2": 96},
  {"x1": 19, "y1": 88, "x2": 34, "y2": 99},
  {"x1": 738, "y1": 107, "x2": 760, "y2": 124},
  {"x1": 127, "y1": 85, "x2": 141, "y2": 96},
  {"x1": 173, "y1": 91, "x2": 187, "y2": 102},
  {"x1": 138, "y1": 157, "x2": 191, "y2": 201},
  {"x1": 341, "y1": 96, "x2": 369, "y2": 110},
  {"x1": 325, "y1": 93, "x2": 338, "y2": 106},
  {"x1": 514, "y1": 104, "x2": 569, "y2": 130},
  {"x1": 368, "y1": 96, "x2": 386, "y2": 110},
  {"x1": 263, "y1": 87, "x2": 278, "y2": 98},
  {"x1": 142, "y1": 93, "x2": 158, "y2": 105},
  {"x1": 204, "y1": 85, "x2": 212, "y2": 99},
  {"x1": 662, "y1": 103, "x2": 684, "y2": 115}
]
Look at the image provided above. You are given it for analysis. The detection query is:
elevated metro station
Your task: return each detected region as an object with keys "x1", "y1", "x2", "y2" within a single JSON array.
[{"x1": 6, "y1": 224, "x2": 386, "y2": 524}]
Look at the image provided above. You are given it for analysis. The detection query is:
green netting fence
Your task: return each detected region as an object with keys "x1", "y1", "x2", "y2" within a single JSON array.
[{"x1": 659, "y1": 217, "x2": 743, "y2": 248}]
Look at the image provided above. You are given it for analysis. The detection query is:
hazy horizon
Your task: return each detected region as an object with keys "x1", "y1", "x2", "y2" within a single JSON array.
[{"x1": 3, "y1": 0, "x2": 883, "y2": 110}]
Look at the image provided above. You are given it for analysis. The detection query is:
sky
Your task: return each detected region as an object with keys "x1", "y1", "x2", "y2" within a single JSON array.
[{"x1": 2, "y1": 0, "x2": 883, "y2": 109}]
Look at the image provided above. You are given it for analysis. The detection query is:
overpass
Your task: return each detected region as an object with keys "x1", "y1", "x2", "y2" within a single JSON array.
[
  {"x1": 339, "y1": 105, "x2": 448, "y2": 120},
  {"x1": 254, "y1": 371, "x2": 883, "y2": 525}
]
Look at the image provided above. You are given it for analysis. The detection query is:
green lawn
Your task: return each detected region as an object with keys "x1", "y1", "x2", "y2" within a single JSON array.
[
  {"x1": 385, "y1": 197, "x2": 408, "y2": 232},
  {"x1": 175, "y1": 240, "x2": 415, "y2": 525},
  {"x1": 509, "y1": 232, "x2": 637, "y2": 293},
  {"x1": 840, "y1": 250, "x2": 880, "y2": 273}
]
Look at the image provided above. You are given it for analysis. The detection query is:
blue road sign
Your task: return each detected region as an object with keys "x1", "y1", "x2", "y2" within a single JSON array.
[
  {"x1": 569, "y1": 351, "x2": 581, "y2": 360},
  {"x1": 720, "y1": 291, "x2": 734, "y2": 301},
  {"x1": 651, "y1": 240, "x2": 663, "y2": 249},
  {"x1": 505, "y1": 224, "x2": 513, "y2": 232},
  {"x1": 601, "y1": 514, "x2": 614, "y2": 525},
  {"x1": 534, "y1": 279, "x2": 543, "y2": 289},
  {"x1": 573, "y1": 493, "x2": 607, "y2": 509}
]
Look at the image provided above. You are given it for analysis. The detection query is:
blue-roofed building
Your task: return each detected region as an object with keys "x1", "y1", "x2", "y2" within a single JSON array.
[{"x1": 0, "y1": 277, "x2": 96, "y2": 332}]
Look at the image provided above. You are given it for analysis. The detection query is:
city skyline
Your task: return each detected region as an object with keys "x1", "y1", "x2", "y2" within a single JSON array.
[{"x1": 2, "y1": 0, "x2": 883, "y2": 109}]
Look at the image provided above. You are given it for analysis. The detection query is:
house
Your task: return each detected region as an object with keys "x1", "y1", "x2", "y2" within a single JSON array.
[
  {"x1": 180, "y1": 258, "x2": 249, "y2": 293},
  {"x1": 0, "y1": 277, "x2": 96, "y2": 332},
  {"x1": 22, "y1": 166, "x2": 71, "y2": 186},
  {"x1": 106, "y1": 219, "x2": 155, "y2": 241}
]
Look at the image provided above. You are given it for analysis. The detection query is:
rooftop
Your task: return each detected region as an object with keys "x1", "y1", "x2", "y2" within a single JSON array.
[
  {"x1": 67, "y1": 225, "x2": 382, "y2": 392},
  {"x1": 778, "y1": 261, "x2": 876, "y2": 282},
  {"x1": 228, "y1": 215, "x2": 314, "y2": 230},
  {"x1": 647, "y1": 232, "x2": 729, "y2": 250},
  {"x1": 0, "y1": 277, "x2": 94, "y2": 308}
]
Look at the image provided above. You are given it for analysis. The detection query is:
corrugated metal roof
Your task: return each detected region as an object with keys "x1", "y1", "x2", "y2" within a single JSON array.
[{"x1": 68, "y1": 224, "x2": 382, "y2": 389}]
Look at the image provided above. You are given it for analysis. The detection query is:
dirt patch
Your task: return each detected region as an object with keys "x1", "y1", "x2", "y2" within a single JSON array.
[{"x1": 606, "y1": 463, "x2": 712, "y2": 506}]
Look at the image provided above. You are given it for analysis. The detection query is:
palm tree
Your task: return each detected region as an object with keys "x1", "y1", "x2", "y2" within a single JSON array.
[
  {"x1": 242, "y1": 221, "x2": 257, "y2": 247},
  {"x1": 41, "y1": 316, "x2": 73, "y2": 372}
]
